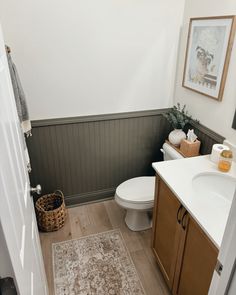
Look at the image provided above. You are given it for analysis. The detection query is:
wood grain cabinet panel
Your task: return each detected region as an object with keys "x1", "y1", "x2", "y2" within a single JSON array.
[
  {"x1": 175, "y1": 216, "x2": 218, "y2": 295},
  {"x1": 152, "y1": 176, "x2": 218, "y2": 295},
  {"x1": 152, "y1": 177, "x2": 184, "y2": 289}
]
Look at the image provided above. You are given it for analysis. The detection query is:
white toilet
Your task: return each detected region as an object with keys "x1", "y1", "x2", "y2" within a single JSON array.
[{"x1": 115, "y1": 142, "x2": 184, "y2": 231}]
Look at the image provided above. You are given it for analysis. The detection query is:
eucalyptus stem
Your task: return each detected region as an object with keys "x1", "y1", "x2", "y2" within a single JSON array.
[{"x1": 163, "y1": 103, "x2": 199, "y2": 130}]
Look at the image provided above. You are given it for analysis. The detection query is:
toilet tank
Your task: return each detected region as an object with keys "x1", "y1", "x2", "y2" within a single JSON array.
[{"x1": 161, "y1": 143, "x2": 184, "y2": 161}]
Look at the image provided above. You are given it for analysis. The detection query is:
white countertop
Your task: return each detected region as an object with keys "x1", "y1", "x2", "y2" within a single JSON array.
[{"x1": 152, "y1": 155, "x2": 236, "y2": 248}]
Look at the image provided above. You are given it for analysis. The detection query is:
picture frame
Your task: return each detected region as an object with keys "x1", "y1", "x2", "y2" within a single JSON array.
[
  {"x1": 182, "y1": 16, "x2": 236, "y2": 101},
  {"x1": 232, "y1": 109, "x2": 236, "y2": 130}
]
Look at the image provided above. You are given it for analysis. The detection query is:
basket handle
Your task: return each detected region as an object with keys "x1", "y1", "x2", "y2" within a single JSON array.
[{"x1": 54, "y1": 190, "x2": 64, "y2": 199}]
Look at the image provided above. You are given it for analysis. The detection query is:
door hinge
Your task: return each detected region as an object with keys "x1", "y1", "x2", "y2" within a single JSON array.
[{"x1": 215, "y1": 259, "x2": 223, "y2": 276}]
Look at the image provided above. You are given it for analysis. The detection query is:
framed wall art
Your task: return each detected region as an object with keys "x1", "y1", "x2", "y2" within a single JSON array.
[
  {"x1": 182, "y1": 16, "x2": 236, "y2": 101},
  {"x1": 232, "y1": 109, "x2": 236, "y2": 130}
]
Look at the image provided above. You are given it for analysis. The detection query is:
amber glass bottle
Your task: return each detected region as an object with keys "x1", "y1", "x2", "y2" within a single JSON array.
[{"x1": 218, "y1": 150, "x2": 233, "y2": 172}]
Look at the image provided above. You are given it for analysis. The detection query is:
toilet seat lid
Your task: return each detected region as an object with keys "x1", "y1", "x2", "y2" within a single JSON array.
[{"x1": 115, "y1": 176, "x2": 155, "y2": 204}]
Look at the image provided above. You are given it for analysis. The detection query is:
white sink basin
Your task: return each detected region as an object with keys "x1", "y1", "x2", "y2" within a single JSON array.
[{"x1": 192, "y1": 172, "x2": 236, "y2": 203}]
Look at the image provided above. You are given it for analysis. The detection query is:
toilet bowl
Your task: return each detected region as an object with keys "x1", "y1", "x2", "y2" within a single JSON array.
[
  {"x1": 115, "y1": 176, "x2": 155, "y2": 231},
  {"x1": 115, "y1": 142, "x2": 184, "y2": 231}
]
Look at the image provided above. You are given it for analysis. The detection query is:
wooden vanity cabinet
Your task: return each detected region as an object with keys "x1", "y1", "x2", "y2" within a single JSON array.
[
  {"x1": 152, "y1": 176, "x2": 186, "y2": 289},
  {"x1": 174, "y1": 216, "x2": 218, "y2": 295},
  {"x1": 152, "y1": 176, "x2": 218, "y2": 295}
]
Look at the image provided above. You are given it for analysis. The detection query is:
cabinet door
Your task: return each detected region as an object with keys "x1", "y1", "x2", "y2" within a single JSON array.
[
  {"x1": 152, "y1": 177, "x2": 184, "y2": 289},
  {"x1": 176, "y1": 216, "x2": 218, "y2": 295}
]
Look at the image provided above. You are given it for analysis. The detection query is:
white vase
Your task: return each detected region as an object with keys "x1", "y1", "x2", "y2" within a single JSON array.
[{"x1": 168, "y1": 129, "x2": 186, "y2": 147}]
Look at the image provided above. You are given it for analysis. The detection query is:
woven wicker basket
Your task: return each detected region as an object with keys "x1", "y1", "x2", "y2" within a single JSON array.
[{"x1": 35, "y1": 190, "x2": 67, "y2": 232}]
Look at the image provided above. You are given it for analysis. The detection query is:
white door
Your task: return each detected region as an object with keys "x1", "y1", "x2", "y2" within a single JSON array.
[
  {"x1": 0, "y1": 26, "x2": 48, "y2": 295},
  {"x1": 209, "y1": 188, "x2": 236, "y2": 295}
]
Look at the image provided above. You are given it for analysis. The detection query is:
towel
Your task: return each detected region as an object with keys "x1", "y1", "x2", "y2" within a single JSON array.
[
  {"x1": 6, "y1": 46, "x2": 32, "y2": 173},
  {"x1": 6, "y1": 46, "x2": 32, "y2": 137}
]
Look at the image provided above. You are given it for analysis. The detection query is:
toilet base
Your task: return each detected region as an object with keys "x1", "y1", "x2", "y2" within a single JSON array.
[{"x1": 125, "y1": 209, "x2": 152, "y2": 231}]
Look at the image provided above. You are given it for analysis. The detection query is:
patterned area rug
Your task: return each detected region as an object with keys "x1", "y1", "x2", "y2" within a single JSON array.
[{"x1": 52, "y1": 229, "x2": 146, "y2": 295}]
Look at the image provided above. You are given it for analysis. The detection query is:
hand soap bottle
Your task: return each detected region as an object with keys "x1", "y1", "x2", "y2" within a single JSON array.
[{"x1": 218, "y1": 150, "x2": 233, "y2": 172}]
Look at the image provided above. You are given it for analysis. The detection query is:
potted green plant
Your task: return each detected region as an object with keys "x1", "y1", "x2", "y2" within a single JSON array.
[{"x1": 163, "y1": 103, "x2": 197, "y2": 146}]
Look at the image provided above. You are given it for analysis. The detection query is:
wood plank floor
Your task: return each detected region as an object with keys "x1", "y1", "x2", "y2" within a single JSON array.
[{"x1": 39, "y1": 199, "x2": 171, "y2": 295}]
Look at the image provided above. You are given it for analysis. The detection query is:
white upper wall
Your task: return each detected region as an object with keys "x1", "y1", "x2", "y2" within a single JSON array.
[
  {"x1": 0, "y1": 0, "x2": 185, "y2": 120},
  {"x1": 174, "y1": 0, "x2": 236, "y2": 144}
]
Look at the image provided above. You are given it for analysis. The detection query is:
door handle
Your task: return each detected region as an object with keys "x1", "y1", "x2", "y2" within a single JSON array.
[
  {"x1": 30, "y1": 184, "x2": 42, "y2": 195},
  {"x1": 177, "y1": 205, "x2": 183, "y2": 224},
  {"x1": 181, "y1": 210, "x2": 188, "y2": 230}
]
